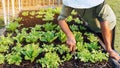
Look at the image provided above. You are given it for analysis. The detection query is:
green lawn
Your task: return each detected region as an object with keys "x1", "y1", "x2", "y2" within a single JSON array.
[
  {"x1": 107, "y1": 0, "x2": 120, "y2": 52},
  {"x1": 0, "y1": 17, "x2": 4, "y2": 28}
]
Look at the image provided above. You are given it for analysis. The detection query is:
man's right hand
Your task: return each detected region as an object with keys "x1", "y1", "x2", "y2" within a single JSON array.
[{"x1": 66, "y1": 36, "x2": 76, "y2": 53}]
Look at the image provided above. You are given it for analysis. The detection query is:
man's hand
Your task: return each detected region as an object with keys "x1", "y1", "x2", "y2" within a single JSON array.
[{"x1": 66, "y1": 36, "x2": 76, "y2": 53}]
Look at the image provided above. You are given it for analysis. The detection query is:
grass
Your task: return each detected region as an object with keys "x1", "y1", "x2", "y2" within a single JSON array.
[
  {"x1": 0, "y1": 17, "x2": 4, "y2": 28},
  {"x1": 106, "y1": 0, "x2": 120, "y2": 52}
]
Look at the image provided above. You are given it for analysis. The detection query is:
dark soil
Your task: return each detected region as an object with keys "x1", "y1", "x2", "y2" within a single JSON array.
[{"x1": 0, "y1": 10, "x2": 114, "y2": 68}]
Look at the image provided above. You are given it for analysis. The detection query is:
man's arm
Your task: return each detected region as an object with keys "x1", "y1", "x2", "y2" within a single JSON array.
[
  {"x1": 57, "y1": 5, "x2": 76, "y2": 52},
  {"x1": 100, "y1": 20, "x2": 120, "y2": 61},
  {"x1": 58, "y1": 20, "x2": 76, "y2": 52}
]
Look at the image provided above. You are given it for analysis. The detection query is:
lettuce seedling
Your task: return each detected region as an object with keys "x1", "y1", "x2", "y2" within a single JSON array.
[
  {"x1": 21, "y1": 43, "x2": 42, "y2": 62},
  {"x1": 6, "y1": 53, "x2": 22, "y2": 65},
  {"x1": 56, "y1": 44, "x2": 70, "y2": 55},
  {"x1": 42, "y1": 44, "x2": 56, "y2": 52},
  {"x1": 70, "y1": 24, "x2": 79, "y2": 31},
  {"x1": 14, "y1": 17, "x2": 22, "y2": 22},
  {"x1": 6, "y1": 21, "x2": 20, "y2": 32},
  {"x1": 37, "y1": 52, "x2": 61, "y2": 68},
  {"x1": 13, "y1": 28, "x2": 28, "y2": 43},
  {"x1": 52, "y1": 7, "x2": 61, "y2": 14},
  {"x1": 0, "y1": 54, "x2": 5, "y2": 64},
  {"x1": 43, "y1": 12, "x2": 54, "y2": 21},
  {"x1": 85, "y1": 33, "x2": 98, "y2": 42},
  {"x1": 22, "y1": 11, "x2": 29, "y2": 16},
  {"x1": 0, "y1": 34, "x2": 13, "y2": 52},
  {"x1": 43, "y1": 22, "x2": 57, "y2": 31},
  {"x1": 73, "y1": 31, "x2": 83, "y2": 42},
  {"x1": 56, "y1": 30, "x2": 66, "y2": 43},
  {"x1": 79, "y1": 25, "x2": 86, "y2": 31},
  {"x1": 25, "y1": 28, "x2": 41, "y2": 43},
  {"x1": 71, "y1": 10, "x2": 77, "y2": 15},
  {"x1": 40, "y1": 31, "x2": 58, "y2": 43},
  {"x1": 66, "y1": 15, "x2": 73, "y2": 22},
  {"x1": 30, "y1": 11, "x2": 36, "y2": 16},
  {"x1": 74, "y1": 17, "x2": 81, "y2": 24}
]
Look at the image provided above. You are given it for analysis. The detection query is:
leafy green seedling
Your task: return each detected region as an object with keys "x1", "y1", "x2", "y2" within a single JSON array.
[
  {"x1": 37, "y1": 52, "x2": 61, "y2": 68},
  {"x1": 0, "y1": 54, "x2": 5, "y2": 64},
  {"x1": 70, "y1": 24, "x2": 79, "y2": 31},
  {"x1": 43, "y1": 12, "x2": 54, "y2": 21},
  {"x1": 14, "y1": 17, "x2": 22, "y2": 22},
  {"x1": 73, "y1": 31, "x2": 83, "y2": 42},
  {"x1": 0, "y1": 34, "x2": 13, "y2": 52},
  {"x1": 30, "y1": 11, "x2": 36, "y2": 16},
  {"x1": 43, "y1": 22, "x2": 57, "y2": 31},
  {"x1": 56, "y1": 30, "x2": 66, "y2": 43},
  {"x1": 66, "y1": 15, "x2": 73, "y2": 22},
  {"x1": 74, "y1": 17, "x2": 81, "y2": 24},
  {"x1": 22, "y1": 11, "x2": 29, "y2": 16},
  {"x1": 6, "y1": 21, "x2": 20, "y2": 32},
  {"x1": 40, "y1": 31, "x2": 57, "y2": 43},
  {"x1": 6, "y1": 53, "x2": 22, "y2": 65},
  {"x1": 21, "y1": 43, "x2": 42, "y2": 62},
  {"x1": 71, "y1": 10, "x2": 77, "y2": 15}
]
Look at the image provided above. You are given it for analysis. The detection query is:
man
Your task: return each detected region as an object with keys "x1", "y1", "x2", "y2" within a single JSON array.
[{"x1": 57, "y1": 0, "x2": 120, "y2": 63}]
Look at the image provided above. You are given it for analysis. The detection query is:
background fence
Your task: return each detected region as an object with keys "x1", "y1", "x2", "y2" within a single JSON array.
[{"x1": 0, "y1": 0, "x2": 62, "y2": 25}]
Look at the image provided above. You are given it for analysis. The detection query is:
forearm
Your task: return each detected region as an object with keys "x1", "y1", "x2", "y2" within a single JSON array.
[
  {"x1": 58, "y1": 20, "x2": 76, "y2": 52},
  {"x1": 100, "y1": 20, "x2": 112, "y2": 52},
  {"x1": 58, "y1": 20, "x2": 74, "y2": 38}
]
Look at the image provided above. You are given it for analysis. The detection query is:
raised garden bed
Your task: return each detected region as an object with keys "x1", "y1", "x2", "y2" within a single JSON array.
[{"x1": 0, "y1": 8, "x2": 113, "y2": 68}]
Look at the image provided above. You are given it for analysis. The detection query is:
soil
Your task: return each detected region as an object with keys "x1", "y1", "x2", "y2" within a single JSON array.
[{"x1": 0, "y1": 10, "x2": 114, "y2": 68}]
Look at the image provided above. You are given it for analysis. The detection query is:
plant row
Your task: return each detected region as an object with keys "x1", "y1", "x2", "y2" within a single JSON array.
[{"x1": 0, "y1": 8, "x2": 108, "y2": 68}]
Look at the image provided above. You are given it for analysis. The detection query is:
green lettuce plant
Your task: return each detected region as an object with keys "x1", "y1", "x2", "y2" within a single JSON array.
[
  {"x1": 6, "y1": 21, "x2": 20, "y2": 32},
  {"x1": 12, "y1": 42, "x2": 23, "y2": 55},
  {"x1": 56, "y1": 44, "x2": 72, "y2": 61},
  {"x1": 30, "y1": 11, "x2": 36, "y2": 16},
  {"x1": 21, "y1": 43, "x2": 42, "y2": 62},
  {"x1": 71, "y1": 10, "x2": 77, "y2": 15},
  {"x1": 70, "y1": 24, "x2": 79, "y2": 31},
  {"x1": 74, "y1": 17, "x2": 81, "y2": 24},
  {"x1": 22, "y1": 11, "x2": 29, "y2": 16},
  {"x1": 40, "y1": 31, "x2": 58, "y2": 43},
  {"x1": 37, "y1": 52, "x2": 61, "y2": 68},
  {"x1": 43, "y1": 12, "x2": 54, "y2": 21},
  {"x1": 66, "y1": 15, "x2": 73, "y2": 22},
  {"x1": 34, "y1": 24, "x2": 42, "y2": 31},
  {"x1": 42, "y1": 44, "x2": 56, "y2": 52},
  {"x1": 79, "y1": 25, "x2": 86, "y2": 31},
  {"x1": 56, "y1": 30, "x2": 66, "y2": 43},
  {"x1": 53, "y1": 7, "x2": 61, "y2": 14},
  {"x1": 6, "y1": 53, "x2": 22, "y2": 65},
  {"x1": 56, "y1": 44, "x2": 70, "y2": 55},
  {"x1": 0, "y1": 34, "x2": 13, "y2": 52},
  {"x1": 0, "y1": 54, "x2": 5, "y2": 64},
  {"x1": 25, "y1": 28, "x2": 41, "y2": 43},
  {"x1": 85, "y1": 32, "x2": 98, "y2": 42},
  {"x1": 13, "y1": 28, "x2": 28, "y2": 43},
  {"x1": 36, "y1": 9, "x2": 45, "y2": 15},
  {"x1": 14, "y1": 17, "x2": 22, "y2": 22},
  {"x1": 43, "y1": 22, "x2": 57, "y2": 31},
  {"x1": 73, "y1": 31, "x2": 83, "y2": 42}
]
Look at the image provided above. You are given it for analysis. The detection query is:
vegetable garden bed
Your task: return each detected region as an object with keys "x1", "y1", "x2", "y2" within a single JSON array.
[{"x1": 0, "y1": 8, "x2": 113, "y2": 68}]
